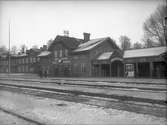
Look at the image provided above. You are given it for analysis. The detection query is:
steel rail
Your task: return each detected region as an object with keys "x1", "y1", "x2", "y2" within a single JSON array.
[
  {"x1": 0, "y1": 83, "x2": 166, "y2": 118},
  {"x1": 0, "y1": 82, "x2": 166, "y2": 105},
  {"x1": 0, "y1": 78, "x2": 166, "y2": 92},
  {"x1": 0, "y1": 107, "x2": 45, "y2": 125}
]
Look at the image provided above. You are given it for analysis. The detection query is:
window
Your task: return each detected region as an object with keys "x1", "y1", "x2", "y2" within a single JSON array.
[
  {"x1": 37, "y1": 57, "x2": 40, "y2": 62},
  {"x1": 74, "y1": 56, "x2": 78, "y2": 60},
  {"x1": 59, "y1": 49, "x2": 63, "y2": 57},
  {"x1": 33, "y1": 57, "x2": 36, "y2": 63},
  {"x1": 81, "y1": 63, "x2": 86, "y2": 73},
  {"x1": 19, "y1": 59, "x2": 21, "y2": 64},
  {"x1": 30, "y1": 57, "x2": 33, "y2": 63},
  {"x1": 26, "y1": 65, "x2": 28, "y2": 72},
  {"x1": 126, "y1": 64, "x2": 134, "y2": 72},
  {"x1": 22, "y1": 58, "x2": 24, "y2": 64},
  {"x1": 26, "y1": 58, "x2": 29, "y2": 63},
  {"x1": 54, "y1": 51, "x2": 58, "y2": 57},
  {"x1": 65, "y1": 49, "x2": 68, "y2": 57}
]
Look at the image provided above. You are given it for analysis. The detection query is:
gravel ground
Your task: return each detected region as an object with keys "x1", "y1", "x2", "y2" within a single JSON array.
[
  {"x1": 0, "y1": 110, "x2": 36, "y2": 125},
  {"x1": 0, "y1": 90, "x2": 166, "y2": 125}
]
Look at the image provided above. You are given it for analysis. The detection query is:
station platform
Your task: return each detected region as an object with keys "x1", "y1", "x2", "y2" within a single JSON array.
[
  {"x1": 0, "y1": 73, "x2": 166, "y2": 84},
  {"x1": 0, "y1": 73, "x2": 166, "y2": 106}
]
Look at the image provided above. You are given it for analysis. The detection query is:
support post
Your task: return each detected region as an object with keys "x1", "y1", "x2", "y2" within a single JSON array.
[
  {"x1": 109, "y1": 63, "x2": 111, "y2": 77},
  {"x1": 135, "y1": 63, "x2": 138, "y2": 78},
  {"x1": 8, "y1": 20, "x2": 11, "y2": 75},
  {"x1": 150, "y1": 62, "x2": 153, "y2": 78},
  {"x1": 110, "y1": 63, "x2": 112, "y2": 77},
  {"x1": 99, "y1": 64, "x2": 101, "y2": 77},
  {"x1": 124, "y1": 63, "x2": 126, "y2": 77}
]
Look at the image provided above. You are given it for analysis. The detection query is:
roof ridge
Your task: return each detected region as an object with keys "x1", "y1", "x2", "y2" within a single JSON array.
[
  {"x1": 125, "y1": 46, "x2": 167, "y2": 51},
  {"x1": 78, "y1": 37, "x2": 108, "y2": 48}
]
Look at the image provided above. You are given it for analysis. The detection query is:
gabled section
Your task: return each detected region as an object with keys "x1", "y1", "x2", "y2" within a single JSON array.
[
  {"x1": 73, "y1": 37, "x2": 109, "y2": 52},
  {"x1": 48, "y1": 35, "x2": 83, "y2": 51},
  {"x1": 96, "y1": 50, "x2": 123, "y2": 61},
  {"x1": 97, "y1": 52, "x2": 113, "y2": 60},
  {"x1": 38, "y1": 51, "x2": 51, "y2": 57}
]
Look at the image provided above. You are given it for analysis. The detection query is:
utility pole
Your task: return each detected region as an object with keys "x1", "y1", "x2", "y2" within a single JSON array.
[{"x1": 8, "y1": 20, "x2": 11, "y2": 75}]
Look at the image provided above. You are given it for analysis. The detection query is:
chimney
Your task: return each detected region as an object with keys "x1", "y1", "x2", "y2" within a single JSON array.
[
  {"x1": 83, "y1": 32, "x2": 90, "y2": 42},
  {"x1": 42, "y1": 45, "x2": 47, "y2": 51}
]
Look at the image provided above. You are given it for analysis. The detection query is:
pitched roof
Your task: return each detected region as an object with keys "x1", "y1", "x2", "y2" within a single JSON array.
[
  {"x1": 49, "y1": 35, "x2": 83, "y2": 50},
  {"x1": 124, "y1": 46, "x2": 167, "y2": 58},
  {"x1": 38, "y1": 51, "x2": 51, "y2": 57},
  {"x1": 97, "y1": 52, "x2": 113, "y2": 60},
  {"x1": 73, "y1": 37, "x2": 109, "y2": 52},
  {"x1": 16, "y1": 53, "x2": 27, "y2": 57}
]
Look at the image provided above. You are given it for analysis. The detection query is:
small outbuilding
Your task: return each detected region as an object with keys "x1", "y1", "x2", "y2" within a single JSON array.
[{"x1": 123, "y1": 46, "x2": 167, "y2": 78}]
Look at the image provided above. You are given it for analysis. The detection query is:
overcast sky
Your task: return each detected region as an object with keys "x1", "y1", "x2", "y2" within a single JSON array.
[{"x1": 0, "y1": 0, "x2": 165, "y2": 49}]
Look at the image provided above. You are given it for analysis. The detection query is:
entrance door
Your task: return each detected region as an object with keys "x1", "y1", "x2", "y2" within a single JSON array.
[
  {"x1": 101, "y1": 64, "x2": 110, "y2": 77},
  {"x1": 138, "y1": 62, "x2": 150, "y2": 78},
  {"x1": 111, "y1": 60, "x2": 124, "y2": 77}
]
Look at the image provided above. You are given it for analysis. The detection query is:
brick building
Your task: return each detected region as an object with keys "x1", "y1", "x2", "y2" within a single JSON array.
[
  {"x1": 37, "y1": 33, "x2": 167, "y2": 78},
  {"x1": 72, "y1": 37, "x2": 123, "y2": 77},
  {"x1": 48, "y1": 33, "x2": 123, "y2": 77},
  {"x1": 48, "y1": 35, "x2": 83, "y2": 77},
  {"x1": 0, "y1": 48, "x2": 40, "y2": 73},
  {"x1": 0, "y1": 54, "x2": 8, "y2": 73}
]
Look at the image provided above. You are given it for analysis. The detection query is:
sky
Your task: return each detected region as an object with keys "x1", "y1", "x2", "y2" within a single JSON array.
[{"x1": 0, "y1": 0, "x2": 165, "y2": 49}]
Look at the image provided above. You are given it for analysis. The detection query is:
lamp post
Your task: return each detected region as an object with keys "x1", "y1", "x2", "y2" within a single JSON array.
[{"x1": 8, "y1": 20, "x2": 11, "y2": 75}]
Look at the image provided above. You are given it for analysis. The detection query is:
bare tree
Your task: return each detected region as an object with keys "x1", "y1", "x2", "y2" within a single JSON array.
[
  {"x1": 142, "y1": 38, "x2": 158, "y2": 48},
  {"x1": 20, "y1": 44, "x2": 27, "y2": 53},
  {"x1": 143, "y1": 5, "x2": 166, "y2": 46},
  {"x1": 133, "y1": 42, "x2": 143, "y2": 49},
  {"x1": 47, "y1": 39, "x2": 53, "y2": 48},
  {"x1": 119, "y1": 35, "x2": 131, "y2": 50},
  {"x1": 0, "y1": 46, "x2": 7, "y2": 54},
  {"x1": 11, "y1": 46, "x2": 17, "y2": 54}
]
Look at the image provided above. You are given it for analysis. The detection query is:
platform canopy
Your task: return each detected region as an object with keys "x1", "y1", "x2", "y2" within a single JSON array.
[{"x1": 124, "y1": 46, "x2": 167, "y2": 59}]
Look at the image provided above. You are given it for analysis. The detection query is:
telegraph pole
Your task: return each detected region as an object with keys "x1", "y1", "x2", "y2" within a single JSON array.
[{"x1": 8, "y1": 20, "x2": 11, "y2": 75}]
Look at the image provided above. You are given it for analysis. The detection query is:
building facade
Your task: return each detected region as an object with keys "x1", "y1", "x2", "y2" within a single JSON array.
[
  {"x1": 0, "y1": 49, "x2": 40, "y2": 73},
  {"x1": 48, "y1": 35, "x2": 83, "y2": 77},
  {"x1": 0, "y1": 33, "x2": 167, "y2": 78}
]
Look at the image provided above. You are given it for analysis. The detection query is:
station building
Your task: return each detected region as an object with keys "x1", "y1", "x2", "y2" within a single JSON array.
[
  {"x1": 45, "y1": 33, "x2": 167, "y2": 78},
  {"x1": 46, "y1": 33, "x2": 125, "y2": 77},
  {"x1": 0, "y1": 33, "x2": 167, "y2": 78}
]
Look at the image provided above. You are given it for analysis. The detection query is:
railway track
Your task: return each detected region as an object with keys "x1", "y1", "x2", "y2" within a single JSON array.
[
  {"x1": 0, "y1": 107, "x2": 44, "y2": 125},
  {"x1": 0, "y1": 82, "x2": 166, "y2": 118},
  {"x1": 0, "y1": 80, "x2": 166, "y2": 105},
  {"x1": 0, "y1": 77, "x2": 166, "y2": 91}
]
